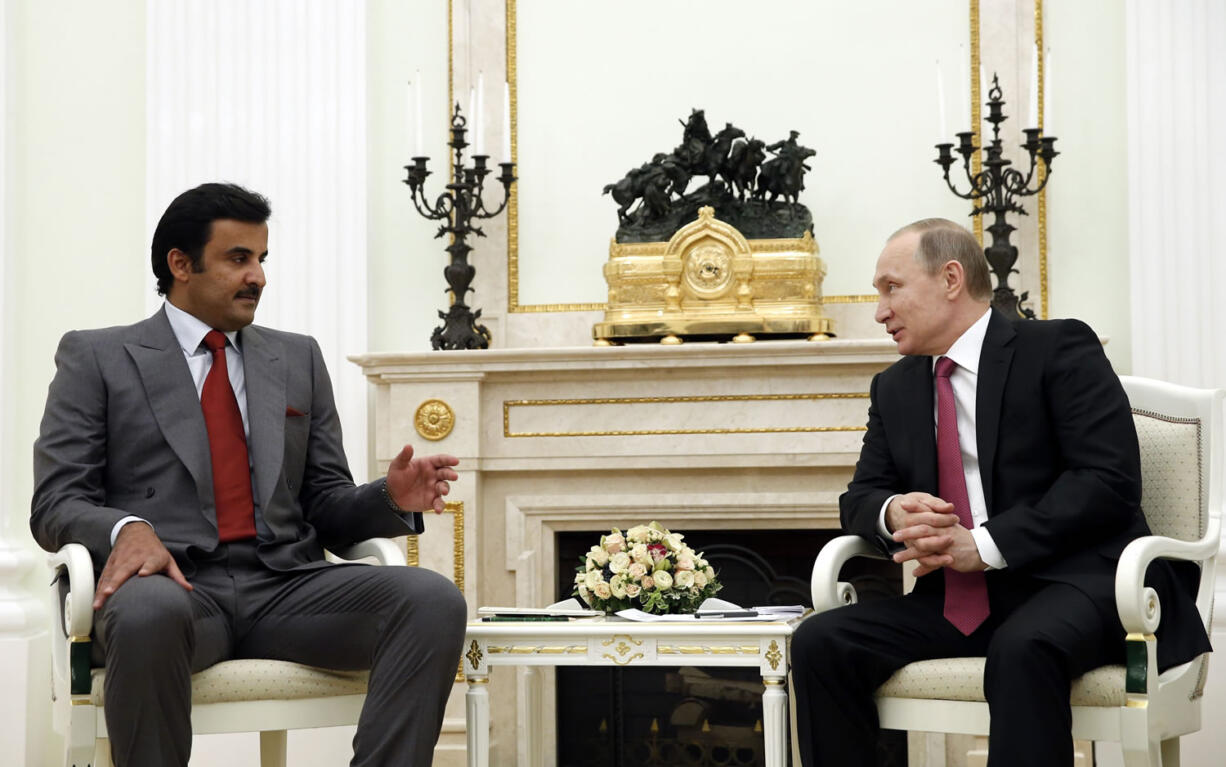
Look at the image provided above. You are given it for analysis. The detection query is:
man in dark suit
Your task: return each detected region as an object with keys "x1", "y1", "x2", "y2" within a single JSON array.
[
  {"x1": 31, "y1": 183, "x2": 467, "y2": 766},
  {"x1": 791, "y1": 218, "x2": 1209, "y2": 766}
]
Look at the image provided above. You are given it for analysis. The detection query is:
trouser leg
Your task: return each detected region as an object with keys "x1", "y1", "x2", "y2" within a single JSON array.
[
  {"x1": 93, "y1": 573, "x2": 231, "y2": 767},
  {"x1": 237, "y1": 561, "x2": 468, "y2": 767},
  {"x1": 792, "y1": 591, "x2": 979, "y2": 767},
  {"x1": 983, "y1": 582, "x2": 1122, "y2": 767}
]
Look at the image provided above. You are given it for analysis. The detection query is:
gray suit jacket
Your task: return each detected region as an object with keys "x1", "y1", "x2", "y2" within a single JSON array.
[{"x1": 31, "y1": 307, "x2": 423, "y2": 575}]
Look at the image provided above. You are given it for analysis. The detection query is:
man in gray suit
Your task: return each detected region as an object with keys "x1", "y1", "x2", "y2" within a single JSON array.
[{"x1": 31, "y1": 183, "x2": 466, "y2": 766}]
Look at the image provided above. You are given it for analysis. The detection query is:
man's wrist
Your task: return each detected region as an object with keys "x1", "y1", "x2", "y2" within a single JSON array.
[
  {"x1": 110, "y1": 516, "x2": 153, "y2": 546},
  {"x1": 379, "y1": 481, "x2": 406, "y2": 513}
]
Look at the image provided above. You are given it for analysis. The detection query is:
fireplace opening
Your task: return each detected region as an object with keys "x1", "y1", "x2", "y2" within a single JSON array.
[{"x1": 555, "y1": 528, "x2": 905, "y2": 767}]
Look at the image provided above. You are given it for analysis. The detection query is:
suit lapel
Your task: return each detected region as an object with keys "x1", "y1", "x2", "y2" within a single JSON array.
[
  {"x1": 240, "y1": 326, "x2": 286, "y2": 509},
  {"x1": 901, "y1": 356, "x2": 938, "y2": 493},
  {"x1": 125, "y1": 309, "x2": 212, "y2": 503},
  {"x1": 976, "y1": 310, "x2": 1016, "y2": 514}
]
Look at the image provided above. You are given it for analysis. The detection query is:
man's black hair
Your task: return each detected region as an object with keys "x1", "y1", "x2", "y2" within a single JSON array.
[{"x1": 150, "y1": 183, "x2": 271, "y2": 296}]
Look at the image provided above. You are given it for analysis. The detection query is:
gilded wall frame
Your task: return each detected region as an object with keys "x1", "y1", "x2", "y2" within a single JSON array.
[{"x1": 491, "y1": 0, "x2": 1048, "y2": 318}]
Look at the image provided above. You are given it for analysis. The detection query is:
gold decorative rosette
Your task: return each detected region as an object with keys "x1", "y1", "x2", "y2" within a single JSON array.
[{"x1": 414, "y1": 398, "x2": 455, "y2": 441}]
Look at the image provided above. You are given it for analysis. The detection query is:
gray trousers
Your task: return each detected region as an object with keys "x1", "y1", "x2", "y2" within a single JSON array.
[{"x1": 94, "y1": 541, "x2": 467, "y2": 767}]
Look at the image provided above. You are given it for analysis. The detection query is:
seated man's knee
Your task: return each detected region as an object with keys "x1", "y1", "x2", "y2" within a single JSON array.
[
  {"x1": 391, "y1": 567, "x2": 467, "y2": 632},
  {"x1": 791, "y1": 609, "x2": 851, "y2": 671},
  {"x1": 97, "y1": 575, "x2": 194, "y2": 650}
]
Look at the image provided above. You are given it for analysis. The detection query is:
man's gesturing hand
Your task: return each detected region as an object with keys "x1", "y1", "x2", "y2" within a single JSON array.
[
  {"x1": 386, "y1": 445, "x2": 460, "y2": 514},
  {"x1": 93, "y1": 522, "x2": 192, "y2": 610},
  {"x1": 886, "y1": 492, "x2": 986, "y2": 577}
]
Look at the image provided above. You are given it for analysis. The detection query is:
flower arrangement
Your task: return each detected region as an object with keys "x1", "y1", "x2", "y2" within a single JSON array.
[{"x1": 573, "y1": 521, "x2": 721, "y2": 615}]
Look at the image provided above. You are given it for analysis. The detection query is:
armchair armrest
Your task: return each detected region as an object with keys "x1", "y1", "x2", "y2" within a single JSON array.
[
  {"x1": 328, "y1": 537, "x2": 407, "y2": 567},
  {"x1": 48, "y1": 543, "x2": 95, "y2": 639},
  {"x1": 811, "y1": 535, "x2": 889, "y2": 613},
  {"x1": 1114, "y1": 517, "x2": 1221, "y2": 634}
]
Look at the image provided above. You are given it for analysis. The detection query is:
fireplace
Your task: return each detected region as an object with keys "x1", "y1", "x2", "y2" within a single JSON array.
[
  {"x1": 351, "y1": 337, "x2": 900, "y2": 765},
  {"x1": 554, "y1": 529, "x2": 902, "y2": 767}
]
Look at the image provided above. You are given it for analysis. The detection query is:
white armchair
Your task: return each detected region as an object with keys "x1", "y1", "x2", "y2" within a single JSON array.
[
  {"x1": 809, "y1": 375, "x2": 1222, "y2": 766},
  {"x1": 48, "y1": 538, "x2": 406, "y2": 767}
]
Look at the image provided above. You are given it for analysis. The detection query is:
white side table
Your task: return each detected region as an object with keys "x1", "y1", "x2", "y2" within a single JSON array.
[{"x1": 462, "y1": 618, "x2": 797, "y2": 767}]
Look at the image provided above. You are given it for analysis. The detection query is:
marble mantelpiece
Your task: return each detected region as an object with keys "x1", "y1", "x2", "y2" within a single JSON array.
[{"x1": 351, "y1": 339, "x2": 898, "y2": 766}]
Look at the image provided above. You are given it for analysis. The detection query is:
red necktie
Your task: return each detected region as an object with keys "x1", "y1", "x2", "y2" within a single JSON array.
[
  {"x1": 201, "y1": 330, "x2": 257, "y2": 542},
  {"x1": 935, "y1": 356, "x2": 990, "y2": 635}
]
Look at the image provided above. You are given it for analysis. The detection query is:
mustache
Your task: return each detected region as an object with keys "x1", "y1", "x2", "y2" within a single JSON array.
[{"x1": 235, "y1": 285, "x2": 261, "y2": 300}]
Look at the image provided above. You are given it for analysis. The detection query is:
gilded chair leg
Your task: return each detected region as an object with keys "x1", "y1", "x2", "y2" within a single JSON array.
[{"x1": 260, "y1": 730, "x2": 288, "y2": 767}]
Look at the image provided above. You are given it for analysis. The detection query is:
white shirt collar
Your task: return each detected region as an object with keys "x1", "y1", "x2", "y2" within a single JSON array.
[
  {"x1": 163, "y1": 301, "x2": 240, "y2": 354},
  {"x1": 933, "y1": 307, "x2": 992, "y2": 375}
]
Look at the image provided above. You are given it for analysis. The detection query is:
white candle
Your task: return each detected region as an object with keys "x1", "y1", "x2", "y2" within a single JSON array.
[
  {"x1": 475, "y1": 71, "x2": 485, "y2": 155},
  {"x1": 413, "y1": 70, "x2": 423, "y2": 157},
  {"x1": 1044, "y1": 48, "x2": 1053, "y2": 134},
  {"x1": 468, "y1": 86, "x2": 475, "y2": 144},
  {"x1": 1028, "y1": 44, "x2": 1039, "y2": 129},
  {"x1": 979, "y1": 64, "x2": 988, "y2": 137},
  {"x1": 960, "y1": 44, "x2": 970, "y2": 130},
  {"x1": 502, "y1": 81, "x2": 511, "y2": 159},
  {"x1": 936, "y1": 59, "x2": 947, "y2": 138}
]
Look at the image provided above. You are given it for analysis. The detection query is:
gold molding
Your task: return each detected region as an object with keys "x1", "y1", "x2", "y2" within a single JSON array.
[
  {"x1": 1035, "y1": 0, "x2": 1049, "y2": 319},
  {"x1": 765, "y1": 639, "x2": 783, "y2": 670},
  {"x1": 970, "y1": 0, "x2": 983, "y2": 245},
  {"x1": 405, "y1": 500, "x2": 464, "y2": 586},
  {"x1": 823, "y1": 294, "x2": 878, "y2": 304},
  {"x1": 503, "y1": 393, "x2": 869, "y2": 438},
  {"x1": 500, "y1": 1, "x2": 1048, "y2": 316}
]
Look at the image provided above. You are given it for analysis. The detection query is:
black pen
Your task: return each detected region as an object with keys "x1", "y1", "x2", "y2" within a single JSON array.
[{"x1": 696, "y1": 610, "x2": 759, "y2": 619}]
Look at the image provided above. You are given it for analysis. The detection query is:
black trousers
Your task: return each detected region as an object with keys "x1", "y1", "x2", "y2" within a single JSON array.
[
  {"x1": 791, "y1": 574, "x2": 1124, "y2": 767},
  {"x1": 94, "y1": 540, "x2": 467, "y2": 767}
]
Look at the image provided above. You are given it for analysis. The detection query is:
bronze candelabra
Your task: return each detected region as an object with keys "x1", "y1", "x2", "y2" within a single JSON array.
[
  {"x1": 935, "y1": 73, "x2": 1058, "y2": 319},
  {"x1": 404, "y1": 103, "x2": 516, "y2": 349}
]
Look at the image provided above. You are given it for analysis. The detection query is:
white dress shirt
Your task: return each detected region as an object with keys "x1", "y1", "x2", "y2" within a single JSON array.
[
  {"x1": 110, "y1": 302, "x2": 253, "y2": 545},
  {"x1": 877, "y1": 307, "x2": 1007, "y2": 569}
]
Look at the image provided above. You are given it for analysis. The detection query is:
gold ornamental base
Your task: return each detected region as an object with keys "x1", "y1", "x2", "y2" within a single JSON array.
[{"x1": 593, "y1": 206, "x2": 835, "y2": 344}]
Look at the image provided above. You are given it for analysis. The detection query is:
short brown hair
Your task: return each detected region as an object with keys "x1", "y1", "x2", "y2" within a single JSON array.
[{"x1": 889, "y1": 218, "x2": 992, "y2": 301}]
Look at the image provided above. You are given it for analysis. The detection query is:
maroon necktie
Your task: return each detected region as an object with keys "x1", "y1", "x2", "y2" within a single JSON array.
[
  {"x1": 935, "y1": 356, "x2": 990, "y2": 635},
  {"x1": 201, "y1": 330, "x2": 257, "y2": 542}
]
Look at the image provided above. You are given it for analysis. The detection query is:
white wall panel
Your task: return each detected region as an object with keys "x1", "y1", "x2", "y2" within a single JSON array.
[
  {"x1": 1127, "y1": 0, "x2": 1226, "y2": 390},
  {"x1": 147, "y1": 0, "x2": 370, "y2": 478}
]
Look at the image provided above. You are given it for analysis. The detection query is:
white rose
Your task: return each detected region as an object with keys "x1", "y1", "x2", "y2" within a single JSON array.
[
  {"x1": 577, "y1": 584, "x2": 590, "y2": 602},
  {"x1": 593, "y1": 581, "x2": 612, "y2": 600},
  {"x1": 653, "y1": 570, "x2": 673, "y2": 590},
  {"x1": 665, "y1": 533, "x2": 684, "y2": 550},
  {"x1": 589, "y1": 546, "x2": 610, "y2": 567},
  {"x1": 631, "y1": 544, "x2": 651, "y2": 566},
  {"x1": 675, "y1": 555, "x2": 695, "y2": 571},
  {"x1": 704, "y1": 566, "x2": 716, "y2": 581},
  {"x1": 585, "y1": 570, "x2": 603, "y2": 590},
  {"x1": 674, "y1": 570, "x2": 695, "y2": 589},
  {"x1": 694, "y1": 571, "x2": 708, "y2": 588},
  {"x1": 610, "y1": 575, "x2": 627, "y2": 599},
  {"x1": 604, "y1": 532, "x2": 626, "y2": 554},
  {"x1": 625, "y1": 583, "x2": 641, "y2": 598},
  {"x1": 628, "y1": 562, "x2": 647, "y2": 579},
  {"x1": 626, "y1": 525, "x2": 651, "y2": 544},
  {"x1": 640, "y1": 575, "x2": 655, "y2": 590},
  {"x1": 609, "y1": 552, "x2": 632, "y2": 573},
  {"x1": 574, "y1": 572, "x2": 586, "y2": 585}
]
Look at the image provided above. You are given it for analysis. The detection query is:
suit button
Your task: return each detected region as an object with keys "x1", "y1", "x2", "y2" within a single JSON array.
[{"x1": 145, "y1": 487, "x2": 156, "y2": 498}]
